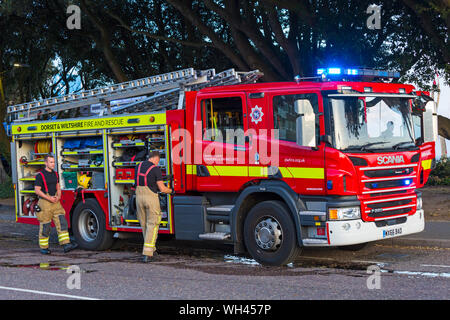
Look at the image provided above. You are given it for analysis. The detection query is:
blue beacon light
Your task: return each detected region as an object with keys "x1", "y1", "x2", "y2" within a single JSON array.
[{"x1": 403, "y1": 179, "x2": 412, "y2": 186}]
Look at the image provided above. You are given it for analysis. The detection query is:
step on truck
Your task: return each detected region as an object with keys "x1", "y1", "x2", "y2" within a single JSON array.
[{"x1": 6, "y1": 67, "x2": 437, "y2": 266}]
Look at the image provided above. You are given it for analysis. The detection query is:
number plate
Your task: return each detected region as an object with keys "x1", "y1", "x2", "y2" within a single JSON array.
[{"x1": 382, "y1": 227, "x2": 403, "y2": 238}]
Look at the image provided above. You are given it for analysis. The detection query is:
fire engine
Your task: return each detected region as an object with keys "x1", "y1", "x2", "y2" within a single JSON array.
[{"x1": 5, "y1": 67, "x2": 437, "y2": 266}]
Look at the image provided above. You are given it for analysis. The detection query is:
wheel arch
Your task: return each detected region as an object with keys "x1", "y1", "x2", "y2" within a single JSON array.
[
  {"x1": 231, "y1": 180, "x2": 306, "y2": 251},
  {"x1": 69, "y1": 193, "x2": 99, "y2": 228}
]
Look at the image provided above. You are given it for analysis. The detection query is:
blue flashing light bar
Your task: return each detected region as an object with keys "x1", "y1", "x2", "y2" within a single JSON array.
[
  {"x1": 403, "y1": 179, "x2": 412, "y2": 186},
  {"x1": 328, "y1": 68, "x2": 341, "y2": 75},
  {"x1": 345, "y1": 69, "x2": 359, "y2": 75},
  {"x1": 317, "y1": 68, "x2": 326, "y2": 75},
  {"x1": 317, "y1": 67, "x2": 400, "y2": 79}
]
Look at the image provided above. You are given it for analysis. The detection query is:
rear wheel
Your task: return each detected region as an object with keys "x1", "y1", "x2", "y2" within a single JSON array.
[
  {"x1": 72, "y1": 199, "x2": 114, "y2": 250},
  {"x1": 243, "y1": 200, "x2": 301, "y2": 266}
]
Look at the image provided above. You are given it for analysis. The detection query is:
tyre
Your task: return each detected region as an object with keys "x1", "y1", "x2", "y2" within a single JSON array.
[
  {"x1": 243, "y1": 200, "x2": 301, "y2": 266},
  {"x1": 339, "y1": 242, "x2": 368, "y2": 251},
  {"x1": 72, "y1": 199, "x2": 114, "y2": 250}
]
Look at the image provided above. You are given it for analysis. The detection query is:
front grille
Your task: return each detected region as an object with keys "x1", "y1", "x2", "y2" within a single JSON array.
[
  {"x1": 366, "y1": 199, "x2": 412, "y2": 209},
  {"x1": 365, "y1": 167, "x2": 414, "y2": 178},
  {"x1": 368, "y1": 207, "x2": 411, "y2": 218},
  {"x1": 375, "y1": 217, "x2": 407, "y2": 227},
  {"x1": 365, "y1": 179, "x2": 412, "y2": 189},
  {"x1": 369, "y1": 190, "x2": 407, "y2": 197}
]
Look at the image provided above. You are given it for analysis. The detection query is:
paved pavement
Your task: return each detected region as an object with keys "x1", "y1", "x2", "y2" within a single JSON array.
[
  {"x1": 381, "y1": 221, "x2": 450, "y2": 248},
  {"x1": 0, "y1": 200, "x2": 449, "y2": 301}
]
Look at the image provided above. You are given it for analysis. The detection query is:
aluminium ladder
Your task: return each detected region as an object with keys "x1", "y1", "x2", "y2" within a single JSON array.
[{"x1": 6, "y1": 68, "x2": 263, "y2": 125}]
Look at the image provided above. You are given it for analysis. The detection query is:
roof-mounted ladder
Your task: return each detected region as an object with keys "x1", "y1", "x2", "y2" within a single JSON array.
[{"x1": 6, "y1": 68, "x2": 263, "y2": 123}]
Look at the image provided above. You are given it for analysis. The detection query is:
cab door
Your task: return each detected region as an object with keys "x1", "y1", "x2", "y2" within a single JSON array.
[
  {"x1": 413, "y1": 92, "x2": 437, "y2": 187},
  {"x1": 194, "y1": 92, "x2": 249, "y2": 192},
  {"x1": 255, "y1": 90, "x2": 325, "y2": 194}
]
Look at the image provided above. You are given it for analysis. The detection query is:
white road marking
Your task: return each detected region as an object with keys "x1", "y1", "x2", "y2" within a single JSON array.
[
  {"x1": 381, "y1": 270, "x2": 450, "y2": 279},
  {"x1": 0, "y1": 286, "x2": 100, "y2": 300},
  {"x1": 420, "y1": 264, "x2": 450, "y2": 268}
]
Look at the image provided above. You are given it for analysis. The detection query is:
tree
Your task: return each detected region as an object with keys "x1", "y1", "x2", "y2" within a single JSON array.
[{"x1": 0, "y1": 0, "x2": 449, "y2": 185}]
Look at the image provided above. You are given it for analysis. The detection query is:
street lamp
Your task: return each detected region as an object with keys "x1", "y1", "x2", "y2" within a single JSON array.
[
  {"x1": 13, "y1": 63, "x2": 31, "y2": 68},
  {"x1": 0, "y1": 63, "x2": 31, "y2": 104}
]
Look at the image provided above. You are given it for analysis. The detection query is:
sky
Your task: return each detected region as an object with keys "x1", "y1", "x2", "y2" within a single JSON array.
[{"x1": 433, "y1": 78, "x2": 450, "y2": 159}]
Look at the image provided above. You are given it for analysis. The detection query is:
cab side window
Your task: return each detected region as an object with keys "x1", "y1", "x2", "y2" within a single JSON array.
[
  {"x1": 273, "y1": 93, "x2": 319, "y2": 145},
  {"x1": 201, "y1": 97, "x2": 244, "y2": 144}
]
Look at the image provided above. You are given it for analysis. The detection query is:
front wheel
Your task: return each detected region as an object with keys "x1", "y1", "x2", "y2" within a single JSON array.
[
  {"x1": 243, "y1": 200, "x2": 301, "y2": 266},
  {"x1": 72, "y1": 199, "x2": 114, "y2": 251}
]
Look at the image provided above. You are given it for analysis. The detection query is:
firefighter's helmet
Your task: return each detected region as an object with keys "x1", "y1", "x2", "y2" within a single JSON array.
[{"x1": 78, "y1": 174, "x2": 91, "y2": 189}]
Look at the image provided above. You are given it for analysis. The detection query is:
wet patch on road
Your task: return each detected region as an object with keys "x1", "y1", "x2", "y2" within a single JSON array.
[{"x1": 0, "y1": 261, "x2": 95, "y2": 273}]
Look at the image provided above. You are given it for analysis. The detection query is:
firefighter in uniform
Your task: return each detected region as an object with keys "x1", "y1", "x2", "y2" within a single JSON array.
[
  {"x1": 134, "y1": 151, "x2": 172, "y2": 263},
  {"x1": 34, "y1": 153, "x2": 78, "y2": 255}
]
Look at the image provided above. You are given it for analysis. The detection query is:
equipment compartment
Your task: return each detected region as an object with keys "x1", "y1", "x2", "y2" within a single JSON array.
[
  {"x1": 108, "y1": 129, "x2": 172, "y2": 231},
  {"x1": 56, "y1": 133, "x2": 106, "y2": 190},
  {"x1": 14, "y1": 137, "x2": 53, "y2": 217}
]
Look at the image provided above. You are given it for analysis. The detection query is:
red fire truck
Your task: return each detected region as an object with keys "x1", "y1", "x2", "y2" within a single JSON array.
[{"x1": 6, "y1": 67, "x2": 437, "y2": 265}]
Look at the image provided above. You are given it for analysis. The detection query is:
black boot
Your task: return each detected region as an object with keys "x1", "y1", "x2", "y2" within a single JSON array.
[
  {"x1": 40, "y1": 248, "x2": 51, "y2": 255},
  {"x1": 63, "y1": 242, "x2": 78, "y2": 253},
  {"x1": 142, "y1": 255, "x2": 159, "y2": 263}
]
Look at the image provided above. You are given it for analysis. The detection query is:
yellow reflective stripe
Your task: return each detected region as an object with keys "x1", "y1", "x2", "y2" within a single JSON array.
[
  {"x1": 207, "y1": 166, "x2": 247, "y2": 177},
  {"x1": 144, "y1": 243, "x2": 155, "y2": 248},
  {"x1": 421, "y1": 159, "x2": 432, "y2": 170},
  {"x1": 279, "y1": 167, "x2": 293, "y2": 178},
  {"x1": 185, "y1": 165, "x2": 324, "y2": 179},
  {"x1": 287, "y1": 167, "x2": 324, "y2": 179},
  {"x1": 248, "y1": 166, "x2": 268, "y2": 177},
  {"x1": 186, "y1": 165, "x2": 197, "y2": 175}
]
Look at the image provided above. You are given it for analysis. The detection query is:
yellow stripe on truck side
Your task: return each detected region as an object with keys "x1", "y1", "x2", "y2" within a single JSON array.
[
  {"x1": 248, "y1": 166, "x2": 268, "y2": 178},
  {"x1": 185, "y1": 165, "x2": 324, "y2": 180},
  {"x1": 287, "y1": 167, "x2": 324, "y2": 179},
  {"x1": 186, "y1": 165, "x2": 197, "y2": 175},
  {"x1": 207, "y1": 166, "x2": 246, "y2": 177}
]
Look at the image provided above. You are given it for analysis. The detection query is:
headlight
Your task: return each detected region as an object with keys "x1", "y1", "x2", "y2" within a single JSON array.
[
  {"x1": 329, "y1": 207, "x2": 361, "y2": 220},
  {"x1": 416, "y1": 197, "x2": 423, "y2": 210}
]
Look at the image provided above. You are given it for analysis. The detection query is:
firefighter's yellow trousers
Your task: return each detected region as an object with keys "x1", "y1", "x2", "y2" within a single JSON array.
[
  {"x1": 36, "y1": 197, "x2": 70, "y2": 249},
  {"x1": 136, "y1": 186, "x2": 161, "y2": 257}
]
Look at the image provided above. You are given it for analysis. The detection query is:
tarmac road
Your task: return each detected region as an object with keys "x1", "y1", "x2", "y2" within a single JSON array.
[{"x1": 0, "y1": 203, "x2": 449, "y2": 300}]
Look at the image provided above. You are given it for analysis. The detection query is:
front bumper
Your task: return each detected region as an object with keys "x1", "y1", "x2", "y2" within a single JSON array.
[{"x1": 309, "y1": 209, "x2": 424, "y2": 246}]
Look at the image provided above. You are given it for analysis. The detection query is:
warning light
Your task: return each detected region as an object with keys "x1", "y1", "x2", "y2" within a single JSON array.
[
  {"x1": 149, "y1": 116, "x2": 155, "y2": 123},
  {"x1": 316, "y1": 67, "x2": 400, "y2": 79},
  {"x1": 403, "y1": 179, "x2": 412, "y2": 186}
]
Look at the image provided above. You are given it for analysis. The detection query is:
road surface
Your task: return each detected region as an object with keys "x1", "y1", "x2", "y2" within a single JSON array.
[{"x1": 0, "y1": 204, "x2": 449, "y2": 301}]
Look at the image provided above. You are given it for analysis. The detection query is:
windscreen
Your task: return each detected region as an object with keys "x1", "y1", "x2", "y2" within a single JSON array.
[{"x1": 329, "y1": 96, "x2": 415, "y2": 151}]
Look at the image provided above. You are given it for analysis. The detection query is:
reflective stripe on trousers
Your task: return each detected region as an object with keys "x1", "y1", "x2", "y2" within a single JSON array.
[{"x1": 36, "y1": 196, "x2": 70, "y2": 248}]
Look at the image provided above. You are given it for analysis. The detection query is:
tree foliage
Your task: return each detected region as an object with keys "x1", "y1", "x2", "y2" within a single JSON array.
[
  {"x1": 1, "y1": 0, "x2": 448, "y2": 94},
  {"x1": 0, "y1": 0, "x2": 448, "y2": 181}
]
